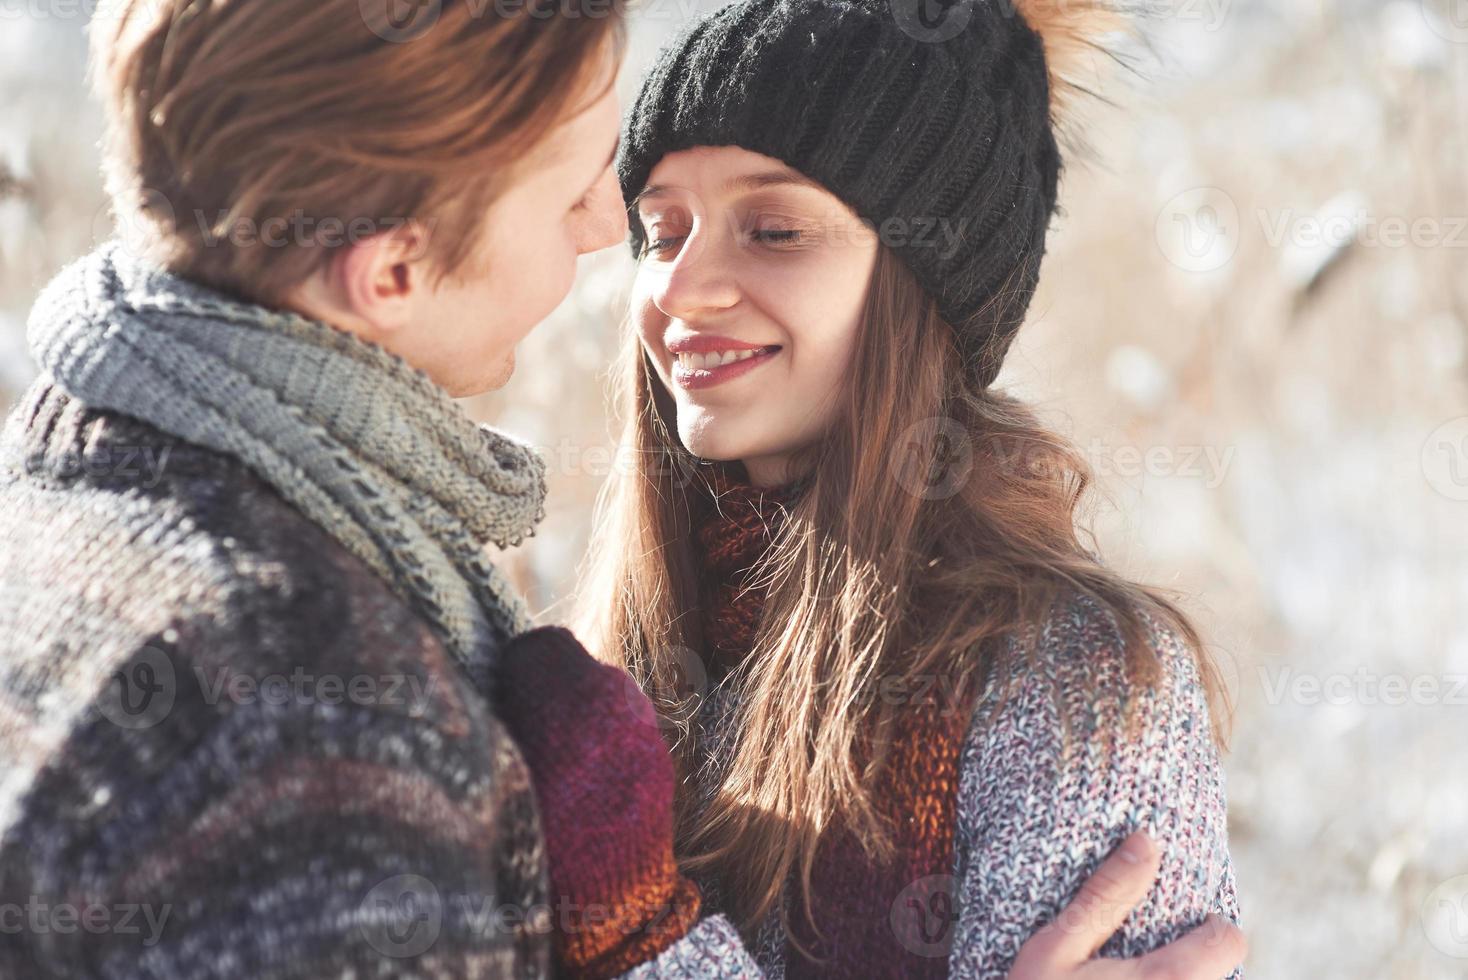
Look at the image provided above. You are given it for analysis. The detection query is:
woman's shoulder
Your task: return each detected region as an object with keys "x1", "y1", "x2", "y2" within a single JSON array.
[
  {"x1": 973, "y1": 587, "x2": 1215, "y2": 743},
  {"x1": 948, "y1": 588, "x2": 1238, "y2": 958},
  {"x1": 952, "y1": 586, "x2": 1228, "y2": 832},
  {"x1": 946, "y1": 599, "x2": 1240, "y2": 973}
]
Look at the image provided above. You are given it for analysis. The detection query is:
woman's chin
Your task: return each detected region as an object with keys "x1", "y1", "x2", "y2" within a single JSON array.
[
  {"x1": 679, "y1": 418, "x2": 754, "y2": 466},
  {"x1": 682, "y1": 437, "x2": 744, "y2": 465}
]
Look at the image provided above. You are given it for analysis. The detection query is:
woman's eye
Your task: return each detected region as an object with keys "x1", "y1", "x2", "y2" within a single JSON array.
[
  {"x1": 752, "y1": 228, "x2": 802, "y2": 246},
  {"x1": 642, "y1": 235, "x2": 686, "y2": 257}
]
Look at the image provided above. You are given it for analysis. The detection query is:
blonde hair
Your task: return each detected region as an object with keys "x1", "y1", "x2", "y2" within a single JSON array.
[
  {"x1": 89, "y1": 0, "x2": 625, "y2": 305},
  {"x1": 576, "y1": 244, "x2": 1230, "y2": 947}
]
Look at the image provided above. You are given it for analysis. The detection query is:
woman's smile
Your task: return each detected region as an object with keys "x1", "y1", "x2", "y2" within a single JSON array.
[{"x1": 665, "y1": 332, "x2": 783, "y2": 390}]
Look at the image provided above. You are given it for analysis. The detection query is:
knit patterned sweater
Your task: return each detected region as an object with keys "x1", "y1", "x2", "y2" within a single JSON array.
[
  {"x1": 0, "y1": 383, "x2": 552, "y2": 978},
  {"x1": 625, "y1": 512, "x2": 1244, "y2": 978}
]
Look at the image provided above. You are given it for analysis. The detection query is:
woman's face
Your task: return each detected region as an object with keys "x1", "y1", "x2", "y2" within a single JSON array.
[{"x1": 631, "y1": 146, "x2": 879, "y2": 486}]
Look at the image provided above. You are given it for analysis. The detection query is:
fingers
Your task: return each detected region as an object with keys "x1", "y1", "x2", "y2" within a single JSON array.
[
  {"x1": 1007, "y1": 834, "x2": 1246, "y2": 980},
  {"x1": 1013, "y1": 832, "x2": 1162, "y2": 970},
  {"x1": 1132, "y1": 914, "x2": 1247, "y2": 979}
]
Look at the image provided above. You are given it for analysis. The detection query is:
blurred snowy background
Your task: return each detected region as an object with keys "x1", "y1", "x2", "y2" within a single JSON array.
[{"x1": 3, "y1": 1, "x2": 1467, "y2": 976}]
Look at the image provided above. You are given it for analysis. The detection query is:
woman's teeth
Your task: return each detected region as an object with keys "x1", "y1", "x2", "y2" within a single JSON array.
[{"x1": 676, "y1": 349, "x2": 766, "y2": 371}]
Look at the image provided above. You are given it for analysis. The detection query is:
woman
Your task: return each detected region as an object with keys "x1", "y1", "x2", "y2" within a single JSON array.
[{"x1": 570, "y1": 0, "x2": 1243, "y2": 975}]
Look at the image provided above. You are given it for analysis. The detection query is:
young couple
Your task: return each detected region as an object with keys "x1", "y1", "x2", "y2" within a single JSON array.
[{"x1": 0, "y1": 0, "x2": 1245, "y2": 977}]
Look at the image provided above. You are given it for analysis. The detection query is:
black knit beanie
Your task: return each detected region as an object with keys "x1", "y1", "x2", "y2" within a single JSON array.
[{"x1": 616, "y1": 0, "x2": 1102, "y2": 389}]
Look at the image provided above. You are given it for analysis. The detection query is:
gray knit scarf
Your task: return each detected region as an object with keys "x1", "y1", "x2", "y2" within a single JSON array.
[{"x1": 26, "y1": 241, "x2": 546, "y2": 682}]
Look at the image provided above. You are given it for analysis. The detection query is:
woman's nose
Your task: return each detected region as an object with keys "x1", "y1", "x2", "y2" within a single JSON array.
[{"x1": 651, "y1": 221, "x2": 741, "y2": 320}]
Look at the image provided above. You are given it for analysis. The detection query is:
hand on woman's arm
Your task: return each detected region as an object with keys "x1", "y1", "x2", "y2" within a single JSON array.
[{"x1": 1010, "y1": 832, "x2": 1247, "y2": 980}]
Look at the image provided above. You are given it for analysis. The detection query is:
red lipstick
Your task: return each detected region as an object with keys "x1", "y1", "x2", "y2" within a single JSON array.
[{"x1": 665, "y1": 334, "x2": 782, "y2": 390}]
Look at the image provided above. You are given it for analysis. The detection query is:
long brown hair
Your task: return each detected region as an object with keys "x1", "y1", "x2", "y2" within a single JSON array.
[{"x1": 575, "y1": 243, "x2": 1230, "y2": 939}]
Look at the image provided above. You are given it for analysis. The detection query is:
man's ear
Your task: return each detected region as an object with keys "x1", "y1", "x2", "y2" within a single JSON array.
[{"x1": 335, "y1": 220, "x2": 434, "y2": 335}]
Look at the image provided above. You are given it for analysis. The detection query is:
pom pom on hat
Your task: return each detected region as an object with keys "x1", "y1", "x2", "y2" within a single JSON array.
[{"x1": 1010, "y1": 0, "x2": 1150, "y2": 154}]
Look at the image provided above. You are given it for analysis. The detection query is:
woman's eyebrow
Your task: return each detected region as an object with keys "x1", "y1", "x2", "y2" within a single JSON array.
[
  {"x1": 634, "y1": 169, "x2": 822, "y2": 209},
  {"x1": 719, "y1": 169, "x2": 823, "y2": 195}
]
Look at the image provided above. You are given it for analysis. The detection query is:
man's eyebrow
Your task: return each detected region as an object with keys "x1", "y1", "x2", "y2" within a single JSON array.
[{"x1": 633, "y1": 168, "x2": 822, "y2": 209}]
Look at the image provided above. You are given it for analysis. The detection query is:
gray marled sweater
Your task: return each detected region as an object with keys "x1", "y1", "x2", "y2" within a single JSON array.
[{"x1": 626, "y1": 594, "x2": 1244, "y2": 978}]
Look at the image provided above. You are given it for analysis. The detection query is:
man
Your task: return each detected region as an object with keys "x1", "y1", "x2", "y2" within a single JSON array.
[{"x1": 0, "y1": 1, "x2": 1244, "y2": 977}]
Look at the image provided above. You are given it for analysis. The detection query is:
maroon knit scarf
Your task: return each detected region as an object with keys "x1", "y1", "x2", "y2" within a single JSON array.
[{"x1": 692, "y1": 468, "x2": 973, "y2": 979}]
